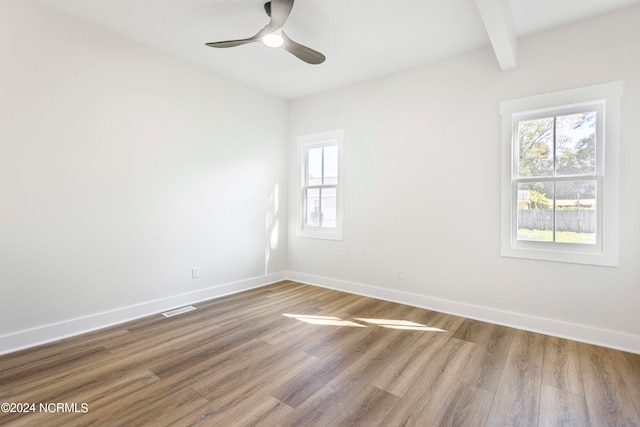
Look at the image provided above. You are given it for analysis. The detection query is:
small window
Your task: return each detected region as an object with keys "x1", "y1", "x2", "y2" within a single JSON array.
[
  {"x1": 500, "y1": 82, "x2": 622, "y2": 266},
  {"x1": 298, "y1": 129, "x2": 344, "y2": 240}
]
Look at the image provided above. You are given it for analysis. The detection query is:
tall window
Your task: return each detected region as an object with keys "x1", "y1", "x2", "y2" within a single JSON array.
[
  {"x1": 515, "y1": 106, "x2": 601, "y2": 245},
  {"x1": 298, "y1": 129, "x2": 344, "y2": 240},
  {"x1": 501, "y1": 82, "x2": 621, "y2": 266}
]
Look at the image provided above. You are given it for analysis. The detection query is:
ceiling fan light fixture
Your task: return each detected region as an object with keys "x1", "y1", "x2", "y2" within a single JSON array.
[{"x1": 263, "y1": 32, "x2": 284, "y2": 48}]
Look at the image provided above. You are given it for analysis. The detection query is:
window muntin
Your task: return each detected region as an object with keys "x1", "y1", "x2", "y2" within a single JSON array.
[{"x1": 298, "y1": 130, "x2": 343, "y2": 240}]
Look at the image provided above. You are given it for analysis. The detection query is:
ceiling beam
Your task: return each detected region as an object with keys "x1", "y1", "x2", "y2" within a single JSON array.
[{"x1": 475, "y1": 0, "x2": 518, "y2": 70}]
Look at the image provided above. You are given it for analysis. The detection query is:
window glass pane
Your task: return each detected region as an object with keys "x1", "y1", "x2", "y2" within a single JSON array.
[
  {"x1": 307, "y1": 147, "x2": 323, "y2": 186},
  {"x1": 518, "y1": 118, "x2": 554, "y2": 177},
  {"x1": 305, "y1": 188, "x2": 320, "y2": 227},
  {"x1": 321, "y1": 188, "x2": 337, "y2": 228},
  {"x1": 323, "y1": 145, "x2": 338, "y2": 185},
  {"x1": 556, "y1": 112, "x2": 597, "y2": 176},
  {"x1": 517, "y1": 182, "x2": 553, "y2": 242},
  {"x1": 555, "y1": 180, "x2": 597, "y2": 244}
]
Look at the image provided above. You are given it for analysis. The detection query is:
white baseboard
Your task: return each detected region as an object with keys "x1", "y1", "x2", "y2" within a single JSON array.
[
  {"x1": 0, "y1": 272, "x2": 286, "y2": 355},
  {"x1": 286, "y1": 271, "x2": 640, "y2": 355}
]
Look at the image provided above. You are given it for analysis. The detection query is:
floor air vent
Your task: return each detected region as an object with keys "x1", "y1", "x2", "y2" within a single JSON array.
[{"x1": 162, "y1": 306, "x2": 196, "y2": 318}]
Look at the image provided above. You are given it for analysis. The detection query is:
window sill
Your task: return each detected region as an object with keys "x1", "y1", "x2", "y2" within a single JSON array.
[
  {"x1": 298, "y1": 227, "x2": 343, "y2": 241},
  {"x1": 501, "y1": 242, "x2": 619, "y2": 267}
]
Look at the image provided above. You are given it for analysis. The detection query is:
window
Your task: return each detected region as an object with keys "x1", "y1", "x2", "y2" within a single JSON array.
[
  {"x1": 298, "y1": 129, "x2": 344, "y2": 240},
  {"x1": 500, "y1": 82, "x2": 622, "y2": 266}
]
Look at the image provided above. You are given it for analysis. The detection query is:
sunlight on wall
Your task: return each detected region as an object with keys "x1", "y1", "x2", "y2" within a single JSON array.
[
  {"x1": 264, "y1": 183, "x2": 279, "y2": 274},
  {"x1": 270, "y1": 222, "x2": 279, "y2": 250}
]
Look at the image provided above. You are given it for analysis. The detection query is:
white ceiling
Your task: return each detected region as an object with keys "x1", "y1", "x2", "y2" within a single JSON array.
[{"x1": 39, "y1": 0, "x2": 640, "y2": 100}]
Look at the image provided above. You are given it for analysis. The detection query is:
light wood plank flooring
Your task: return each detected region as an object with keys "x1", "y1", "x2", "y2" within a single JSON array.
[{"x1": 1, "y1": 281, "x2": 639, "y2": 426}]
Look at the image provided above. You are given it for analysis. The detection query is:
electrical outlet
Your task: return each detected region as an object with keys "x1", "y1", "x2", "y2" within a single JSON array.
[
  {"x1": 396, "y1": 269, "x2": 404, "y2": 280},
  {"x1": 192, "y1": 267, "x2": 199, "y2": 279}
]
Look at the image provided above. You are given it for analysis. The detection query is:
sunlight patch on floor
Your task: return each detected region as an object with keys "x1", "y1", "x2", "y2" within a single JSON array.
[
  {"x1": 283, "y1": 314, "x2": 446, "y2": 331},
  {"x1": 354, "y1": 318, "x2": 446, "y2": 332},
  {"x1": 283, "y1": 313, "x2": 366, "y2": 327}
]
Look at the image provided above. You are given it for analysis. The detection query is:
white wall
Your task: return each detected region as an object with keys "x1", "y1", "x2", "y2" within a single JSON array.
[
  {"x1": 2, "y1": 1, "x2": 638, "y2": 355},
  {"x1": 0, "y1": 1, "x2": 288, "y2": 352},
  {"x1": 287, "y1": 6, "x2": 640, "y2": 352}
]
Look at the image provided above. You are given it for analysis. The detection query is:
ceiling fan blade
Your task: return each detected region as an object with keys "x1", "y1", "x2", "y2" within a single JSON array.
[
  {"x1": 205, "y1": 38, "x2": 258, "y2": 48},
  {"x1": 267, "y1": 0, "x2": 295, "y2": 31},
  {"x1": 206, "y1": 25, "x2": 269, "y2": 48},
  {"x1": 281, "y1": 32, "x2": 325, "y2": 64}
]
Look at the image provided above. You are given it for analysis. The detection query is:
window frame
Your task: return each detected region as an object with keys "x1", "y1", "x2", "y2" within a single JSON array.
[
  {"x1": 500, "y1": 82, "x2": 622, "y2": 266},
  {"x1": 297, "y1": 129, "x2": 344, "y2": 240}
]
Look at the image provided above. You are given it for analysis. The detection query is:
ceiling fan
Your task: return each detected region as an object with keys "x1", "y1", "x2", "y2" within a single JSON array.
[{"x1": 205, "y1": 0, "x2": 326, "y2": 65}]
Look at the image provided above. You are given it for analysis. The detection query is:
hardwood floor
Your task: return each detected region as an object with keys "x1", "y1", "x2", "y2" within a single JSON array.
[{"x1": 1, "y1": 281, "x2": 639, "y2": 426}]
